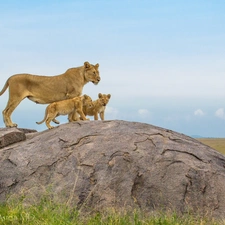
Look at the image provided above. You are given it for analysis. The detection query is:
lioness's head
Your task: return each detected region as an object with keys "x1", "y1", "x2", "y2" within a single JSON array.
[
  {"x1": 84, "y1": 62, "x2": 100, "y2": 85},
  {"x1": 98, "y1": 93, "x2": 111, "y2": 106},
  {"x1": 83, "y1": 94, "x2": 93, "y2": 108}
]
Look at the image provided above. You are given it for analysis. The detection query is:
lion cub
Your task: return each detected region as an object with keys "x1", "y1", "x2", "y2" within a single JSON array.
[
  {"x1": 36, "y1": 95, "x2": 92, "y2": 129},
  {"x1": 83, "y1": 93, "x2": 111, "y2": 120}
]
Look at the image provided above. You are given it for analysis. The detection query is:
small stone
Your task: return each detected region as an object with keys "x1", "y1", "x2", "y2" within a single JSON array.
[{"x1": 0, "y1": 128, "x2": 26, "y2": 148}]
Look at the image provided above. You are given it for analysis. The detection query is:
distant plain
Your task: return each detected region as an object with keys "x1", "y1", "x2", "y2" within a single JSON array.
[{"x1": 197, "y1": 138, "x2": 225, "y2": 155}]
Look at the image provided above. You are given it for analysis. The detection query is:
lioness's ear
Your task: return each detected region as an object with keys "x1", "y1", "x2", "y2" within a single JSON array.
[
  {"x1": 98, "y1": 93, "x2": 102, "y2": 98},
  {"x1": 84, "y1": 61, "x2": 90, "y2": 69},
  {"x1": 95, "y1": 63, "x2": 99, "y2": 69},
  {"x1": 107, "y1": 94, "x2": 111, "y2": 99}
]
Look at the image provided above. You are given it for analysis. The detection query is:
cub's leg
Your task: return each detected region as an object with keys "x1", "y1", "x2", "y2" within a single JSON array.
[
  {"x1": 76, "y1": 106, "x2": 88, "y2": 121},
  {"x1": 99, "y1": 111, "x2": 105, "y2": 120},
  {"x1": 52, "y1": 118, "x2": 60, "y2": 124},
  {"x1": 45, "y1": 107, "x2": 58, "y2": 129},
  {"x1": 94, "y1": 112, "x2": 99, "y2": 120},
  {"x1": 45, "y1": 116, "x2": 55, "y2": 129},
  {"x1": 68, "y1": 111, "x2": 80, "y2": 122}
]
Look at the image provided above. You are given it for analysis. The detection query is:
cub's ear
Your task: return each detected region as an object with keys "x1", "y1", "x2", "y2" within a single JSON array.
[
  {"x1": 107, "y1": 94, "x2": 111, "y2": 99},
  {"x1": 83, "y1": 94, "x2": 88, "y2": 98},
  {"x1": 84, "y1": 61, "x2": 90, "y2": 69},
  {"x1": 98, "y1": 93, "x2": 102, "y2": 98},
  {"x1": 95, "y1": 63, "x2": 99, "y2": 69}
]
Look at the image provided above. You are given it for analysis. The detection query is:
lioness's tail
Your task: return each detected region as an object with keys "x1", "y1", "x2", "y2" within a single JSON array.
[
  {"x1": 36, "y1": 107, "x2": 48, "y2": 125},
  {"x1": 0, "y1": 79, "x2": 9, "y2": 96}
]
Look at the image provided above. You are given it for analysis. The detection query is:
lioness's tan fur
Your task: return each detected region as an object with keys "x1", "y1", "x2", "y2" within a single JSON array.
[
  {"x1": 71, "y1": 93, "x2": 111, "y2": 121},
  {"x1": 36, "y1": 95, "x2": 92, "y2": 129},
  {"x1": 0, "y1": 61, "x2": 100, "y2": 127}
]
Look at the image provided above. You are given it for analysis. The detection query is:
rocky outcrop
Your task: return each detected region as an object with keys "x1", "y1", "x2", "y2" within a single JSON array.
[
  {"x1": 0, "y1": 127, "x2": 37, "y2": 148},
  {"x1": 0, "y1": 120, "x2": 225, "y2": 218}
]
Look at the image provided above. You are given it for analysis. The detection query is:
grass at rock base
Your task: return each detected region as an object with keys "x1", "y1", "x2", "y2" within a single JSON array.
[{"x1": 0, "y1": 199, "x2": 222, "y2": 225}]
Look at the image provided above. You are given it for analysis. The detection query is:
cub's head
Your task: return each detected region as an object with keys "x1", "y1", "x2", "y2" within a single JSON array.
[
  {"x1": 98, "y1": 93, "x2": 111, "y2": 106},
  {"x1": 84, "y1": 61, "x2": 100, "y2": 85},
  {"x1": 83, "y1": 94, "x2": 93, "y2": 108}
]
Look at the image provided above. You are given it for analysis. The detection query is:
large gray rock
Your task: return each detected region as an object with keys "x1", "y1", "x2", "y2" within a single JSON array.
[{"x1": 0, "y1": 120, "x2": 225, "y2": 218}]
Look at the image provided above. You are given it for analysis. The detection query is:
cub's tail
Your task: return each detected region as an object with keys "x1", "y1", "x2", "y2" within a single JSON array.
[
  {"x1": 36, "y1": 108, "x2": 48, "y2": 125},
  {"x1": 36, "y1": 119, "x2": 45, "y2": 125}
]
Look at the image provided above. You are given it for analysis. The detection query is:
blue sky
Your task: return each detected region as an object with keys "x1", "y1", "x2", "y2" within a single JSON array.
[{"x1": 1, "y1": 0, "x2": 225, "y2": 137}]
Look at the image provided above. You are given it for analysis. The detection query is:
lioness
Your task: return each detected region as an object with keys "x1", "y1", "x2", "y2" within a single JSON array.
[
  {"x1": 36, "y1": 95, "x2": 92, "y2": 129},
  {"x1": 70, "y1": 93, "x2": 111, "y2": 121},
  {"x1": 0, "y1": 61, "x2": 100, "y2": 127}
]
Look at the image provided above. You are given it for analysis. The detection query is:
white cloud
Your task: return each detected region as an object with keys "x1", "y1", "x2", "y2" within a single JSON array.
[
  {"x1": 215, "y1": 108, "x2": 225, "y2": 120},
  {"x1": 138, "y1": 109, "x2": 149, "y2": 116},
  {"x1": 194, "y1": 109, "x2": 205, "y2": 116},
  {"x1": 105, "y1": 106, "x2": 119, "y2": 119}
]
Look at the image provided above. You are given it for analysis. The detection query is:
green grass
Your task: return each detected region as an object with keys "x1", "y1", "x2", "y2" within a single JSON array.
[
  {"x1": 0, "y1": 198, "x2": 222, "y2": 225},
  {"x1": 197, "y1": 138, "x2": 225, "y2": 155}
]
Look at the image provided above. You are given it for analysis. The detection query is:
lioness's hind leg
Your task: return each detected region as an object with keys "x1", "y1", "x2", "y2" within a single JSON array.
[
  {"x1": 3, "y1": 83, "x2": 28, "y2": 127},
  {"x1": 3, "y1": 98, "x2": 23, "y2": 127}
]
